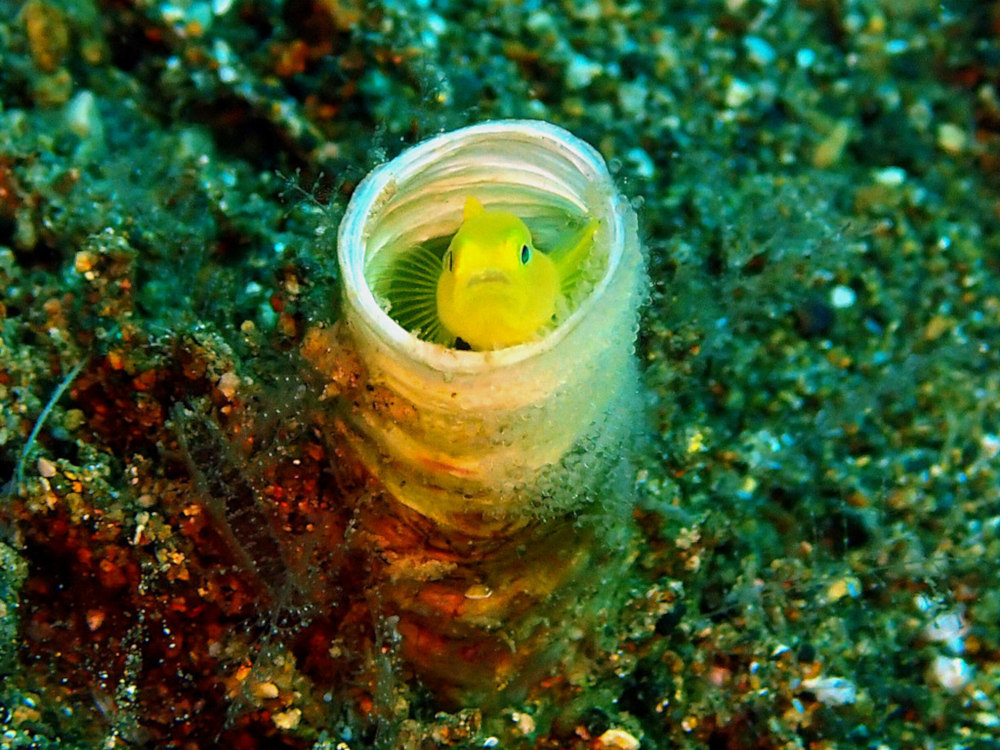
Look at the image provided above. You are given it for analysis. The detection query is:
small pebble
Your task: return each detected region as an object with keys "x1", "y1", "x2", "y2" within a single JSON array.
[
  {"x1": 796, "y1": 48, "x2": 816, "y2": 68},
  {"x1": 625, "y1": 147, "x2": 655, "y2": 179},
  {"x1": 923, "y1": 611, "x2": 966, "y2": 644},
  {"x1": 85, "y1": 609, "x2": 105, "y2": 631},
  {"x1": 271, "y1": 708, "x2": 301, "y2": 730},
  {"x1": 565, "y1": 54, "x2": 602, "y2": 89},
  {"x1": 981, "y1": 434, "x2": 1000, "y2": 458},
  {"x1": 929, "y1": 655, "x2": 973, "y2": 692},
  {"x1": 744, "y1": 35, "x2": 776, "y2": 66},
  {"x1": 830, "y1": 285, "x2": 856, "y2": 309},
  {"x1": 813, "y1": 121, "x2": 851, "y2": 168},
  {"x1": 936, "y1": 123, "x2": 966, "y2": 155},
  {"x1": 217, "y1": 371, "x2": 241, "y2": 399},
  {"x1": 63, "y1": 409, "x2": 85, "y2": 431},
  {"x1": 464, "y1": 583, "x2": 493, "y2": 600},
  {"x1": 510, "y1": 711, "x2": 536, "y2": 735},
  {"x1": 800, "y1": 676, "x2": 857, "y2": 706},
  {"x1": 618, "y1": 80, "x2": 648, "y2": 118},
  {"x1": 37, "y1": 456, "x2": 57, "y2": 478},
  {"x1": 64, "y1": 90, "x2": 104, "y2": 144},
  {"x1": 251, "y1": 681, "x2": 279, "y2": 700},
  {"x1": 975, "y1": 712, "x2": 1000, "y2": 728},
  {"x1": 825, "y1": 576, "x2": 861, "y2": 601},
  {"x1": 597, "y1": 728, "x2": 640, "y2": 750},
  {"x1": 724, "y1": 78, "x2": 754, "y2": 108},
  {"x1": 874, "y1": 166, "x2": 907, "y2": 186}
]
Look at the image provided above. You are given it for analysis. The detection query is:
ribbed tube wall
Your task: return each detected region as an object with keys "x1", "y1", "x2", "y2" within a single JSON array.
[
  {"x1": 336, "y1": 121, "x2": 645, "y2": 528},
  {"x1": 320, "y1": 120, "x2": 646, "y2": 712}
]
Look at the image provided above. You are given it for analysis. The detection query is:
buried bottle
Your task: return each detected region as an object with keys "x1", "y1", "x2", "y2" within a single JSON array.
[{"x1": 306, "y1": 120, "x2": 647, "y2": 712}]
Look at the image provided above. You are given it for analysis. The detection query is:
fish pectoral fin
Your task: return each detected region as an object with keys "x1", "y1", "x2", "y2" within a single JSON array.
[
  {"x1": 375, "y1": 243, "x2": 452, "y2": 344},
  {"x1": 550, "y1": 218, "x2": 600, "y2": 292}
]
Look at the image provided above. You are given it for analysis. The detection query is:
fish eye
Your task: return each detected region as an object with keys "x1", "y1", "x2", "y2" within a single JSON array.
[
  {"x1": 520, "y1": 244, "x2": 531, "y2": 264},
  {"x1": 443, "y1": 250, "x2": 453, "y2": 272}
]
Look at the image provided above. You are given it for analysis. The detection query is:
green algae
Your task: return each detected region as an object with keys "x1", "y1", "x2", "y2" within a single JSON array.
[{"x1": 0, "y1": 543, "x2": 27, "y2": 674}]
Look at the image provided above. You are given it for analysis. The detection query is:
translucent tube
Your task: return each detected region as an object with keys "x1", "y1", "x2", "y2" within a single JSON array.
[{"x1": 335, "y1": 120, "x2": 646, "y2": 530}]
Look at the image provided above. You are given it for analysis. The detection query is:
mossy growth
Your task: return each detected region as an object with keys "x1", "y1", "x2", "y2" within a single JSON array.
[{"x1": 0, "y1": 542, "x2": 27, "y2": 674}]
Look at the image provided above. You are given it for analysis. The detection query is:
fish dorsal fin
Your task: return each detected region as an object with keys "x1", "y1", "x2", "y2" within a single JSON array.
[{"x1": 463, "y1": 197, "x2": 485, "y2": 220}]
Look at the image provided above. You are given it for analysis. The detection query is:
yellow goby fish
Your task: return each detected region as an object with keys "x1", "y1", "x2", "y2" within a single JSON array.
[{"x1": 436, "y1": 197, "x2": 597, "y2": 350}]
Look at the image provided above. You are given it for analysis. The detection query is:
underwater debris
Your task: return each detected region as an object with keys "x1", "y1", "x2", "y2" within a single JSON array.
[
  {"x1": 4, "y1": 355, "x2": 86, "y2": 499},
  {"x1": 171, "y1": 401, "x2": 299, "y2": 605}
]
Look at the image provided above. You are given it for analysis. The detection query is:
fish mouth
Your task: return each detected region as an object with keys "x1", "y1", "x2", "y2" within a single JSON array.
[{"x1": 464, "y1": 270, "x2": 511, "y2": 287}]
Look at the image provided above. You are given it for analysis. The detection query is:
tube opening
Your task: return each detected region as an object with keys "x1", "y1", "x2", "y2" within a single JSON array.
[{"x1": 338, "y1": 121, "x2": 626, "y2": 370}]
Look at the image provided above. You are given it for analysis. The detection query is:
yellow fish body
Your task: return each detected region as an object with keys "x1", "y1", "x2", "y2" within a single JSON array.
[{"x1": 436, "y1": 197, "x2": 597, "y2": 350}]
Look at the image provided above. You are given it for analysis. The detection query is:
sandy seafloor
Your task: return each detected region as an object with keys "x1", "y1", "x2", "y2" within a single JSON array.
[{"x1": 2, "y1": 1, "x2": 1000, "y2": 748}]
